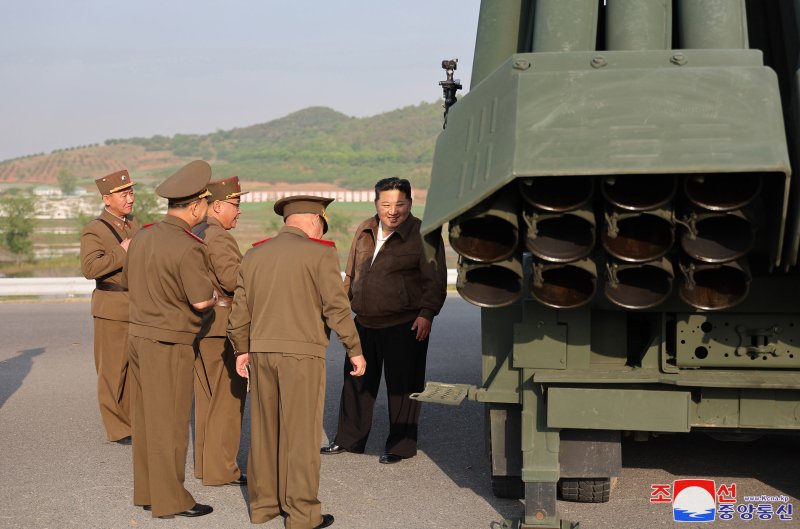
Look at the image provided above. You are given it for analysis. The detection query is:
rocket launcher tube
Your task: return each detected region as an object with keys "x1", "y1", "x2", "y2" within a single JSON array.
[
  {"x1": 606, "y1": 0, "x2": 672, "y2": 51},
  {"x1": 678, "y1": 207, "x2": 756, "y2": 264},
  {"x1": 456, "y1": 255, "x2": 523, "y2": 308},
  {"x1": 678, "y1": 258, "x2": 751, "y2": 311},
  {"x1": 531, "y1": 0, "x2": 598, "y2": 52},
  {"x1": 449, "y1": 188, "x2": 520, "y2": 263},
  {"x1": 601, "y1": 174, "x2": 677, "y2": 212},
  {"x1": 603, "y1": 206, "x2": 675, "y2": 263},
  {"x1": 683, "y1": 173, "x2": 762, "y2": 212},
  {"x1": 604, "y1": 257, "x2": 674, "y2": 310},
  {"x1": 519, "y1": 175, "x2": 593, "y2": 213},
  {"x1": 531, "y1": 257, "x2": 597, "y2": 309},
  {"x1": 523, "y1": 206, "x2": 595, "y2": 263}
]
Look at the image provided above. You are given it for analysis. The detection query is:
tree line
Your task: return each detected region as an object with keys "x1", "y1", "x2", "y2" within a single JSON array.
[{"x1": 0, "y1": 185, "x2": 163, "y2": 266}]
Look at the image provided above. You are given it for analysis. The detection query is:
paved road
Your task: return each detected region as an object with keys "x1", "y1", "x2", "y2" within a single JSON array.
[{"x1": 0, "y1": 296, "x2": 798, "y2": 529}]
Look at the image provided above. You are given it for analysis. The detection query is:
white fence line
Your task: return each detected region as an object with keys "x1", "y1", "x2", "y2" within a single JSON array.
[
  {"x1": 241, "y1": 190, "x2": 375, "y2": 203},
  {"x1": 0, "y1": 277, "x2": 96, "y2": 296},
  {"x1": 0, "y1": 271, "x2": 459, "y2": 297}
]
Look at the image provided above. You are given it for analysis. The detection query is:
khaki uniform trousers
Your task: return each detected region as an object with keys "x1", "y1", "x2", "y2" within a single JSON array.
[
  {"x1": 93, "y1": 317, "x2": 131, "y2": 441},
  {"x1": 193, "y1": 336, "x2": 247, "y2": 484},
  {"x1": 249, "y1": 352, "x2": 325, "y2": 529},
  {"x1": 128, "y1": 336, "x2": 196, "y2": 518}
]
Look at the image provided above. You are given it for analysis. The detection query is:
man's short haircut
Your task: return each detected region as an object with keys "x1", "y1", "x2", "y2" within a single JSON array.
[
  {"x1": 168, "y1": 199, "x2": 194, "y2": 209},
  {"x1": 374, "y1": 177, "x2": 411, "y2": 201}
]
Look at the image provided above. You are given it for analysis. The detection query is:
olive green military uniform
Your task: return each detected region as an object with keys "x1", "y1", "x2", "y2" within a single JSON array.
[
  {"x1": 80, "y1": 174, "x2": 140, "y2": 442},
  {"x1": 124, "y1": 216, "x2": 213, "y2": 517},
  {"x1": 193, "y1": 215, "x2": 247, "y2": 485},
  {"x1": 228, "y1": 212, "x2": 363, "y2": 529},
  {"x1": 122, "y1": 161, "x2": 214, "y2": 518}
]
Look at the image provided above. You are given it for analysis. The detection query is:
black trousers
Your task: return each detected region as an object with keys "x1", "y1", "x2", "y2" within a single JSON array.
[{"x1": 334, "y1": 320, "x2": 428, "y2": 458}]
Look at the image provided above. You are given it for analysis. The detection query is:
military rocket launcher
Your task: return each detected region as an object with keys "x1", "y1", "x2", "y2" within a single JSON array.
[{"x1": 413, "y1": 1, "x2": 800, "y2": 528}]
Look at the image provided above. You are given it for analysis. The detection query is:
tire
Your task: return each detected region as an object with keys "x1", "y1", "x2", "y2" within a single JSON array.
[
  {"x1": 491, "y1": 475, "x2": 525, "y2": 499},
  {"x1": 558, "y1": 478, "x2": 611, "y2": 503}
]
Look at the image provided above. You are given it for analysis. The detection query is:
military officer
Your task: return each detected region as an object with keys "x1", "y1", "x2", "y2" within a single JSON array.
[
  {"x1": 122, "y1": 160, "x2": 217, "y2": 518},
  {"x1": 192, "y1": 176, "x2": 248, "y2": 486},
  {"x1": 229, "y1": 195, "x2": 366, "y2": 529},
  {"x1": 80, "y1": 169, "x2": 140, "y2": 444}
]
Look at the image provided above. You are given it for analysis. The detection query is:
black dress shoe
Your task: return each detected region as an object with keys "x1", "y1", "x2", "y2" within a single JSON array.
[
  {"x1": 172, "y1": 503, "x2": 213, "y2": 517},
  {"x1": 320, "y1": 442, "x2": 345, "y2": 455},
  {"x1": 379, "y1": 453, "x2": 404, "y2": 464},
  {"x1": 114, "y1": 436, "x2": 132, "y2": 445},
  {"x1": 227, "y1": 474, "x2": 247, "y2": 486},
  {"x1": 313, "y1": 514, "x2": 335, "y2": 528},
  {"x1": 141, "y1": 505, "x2": 151, "y2": 511}
]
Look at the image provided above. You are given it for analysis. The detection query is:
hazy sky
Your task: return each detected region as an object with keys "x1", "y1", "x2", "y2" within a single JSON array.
[{"x1": 0, "y1": 0, "x2": 480, "y2": 161}]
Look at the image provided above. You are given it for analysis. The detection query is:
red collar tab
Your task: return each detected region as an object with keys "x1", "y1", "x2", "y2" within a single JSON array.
[
  {"x1": 309, "y1": 237, "x2": 335, "y2": 247},
  {"x1": 183, "y1": 228, "x2": 205, "y2": 243},
  {"x1": 252, "y1": 237, "x2": 272, "y2": 247},
  {"x1": 143, "y1": 223, "x2": 157, "y2": 229}
]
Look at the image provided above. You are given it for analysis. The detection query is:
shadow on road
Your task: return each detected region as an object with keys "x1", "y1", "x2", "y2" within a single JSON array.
[
  {"x1": 418, "y1": 399, "x2": 524, "y2": 525},
  {"x1": 318, "y1": 297, "x2": 523, "y2": 527},
  {"x1": 623, "y1": 432, "x2": 800, "y2": 499},
  {"x1": 0, "y1": 347, "x2": 46, "y2": 409}
]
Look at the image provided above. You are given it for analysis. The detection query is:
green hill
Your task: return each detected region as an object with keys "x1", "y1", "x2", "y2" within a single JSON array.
[{"x1": 0, "y1": 101, "x2": 445, "y2": 190}]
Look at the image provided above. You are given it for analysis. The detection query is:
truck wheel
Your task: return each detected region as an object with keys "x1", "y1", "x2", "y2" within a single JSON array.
[
  {"x1": 558, "y1": 478, "x2": 611, "y2": 503},
  {"x1": 491, "y1": 475, "x2": 525, "y2": 499}
]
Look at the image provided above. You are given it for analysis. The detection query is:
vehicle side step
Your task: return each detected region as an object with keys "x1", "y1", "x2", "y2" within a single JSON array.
[{"x1": 410, "y1": 382, "x2": 474, "y2": 405}]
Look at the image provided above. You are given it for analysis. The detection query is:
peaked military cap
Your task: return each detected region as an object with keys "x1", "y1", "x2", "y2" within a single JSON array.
[
  {"x1": 156, "y1": 160, "x2": 212, "y2": 204},
  {"x1": 95, "y1": 169, "x2": 135, "y2": 195},
  {"x1": 207, "y1": 176, "x2": 249, "y2": 202},
  {"x1": 274, "y1": 195, "x2": 334, "y2": 234}
]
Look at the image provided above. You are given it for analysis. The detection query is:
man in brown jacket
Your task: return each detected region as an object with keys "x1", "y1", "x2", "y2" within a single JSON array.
[
  {"x1": 122, "y1": 160, "x2": 217, "y2": 519},
  {"x1": 192, "y1": 176, "x2": 248, "y2": 486},
  {"x1": 229, "y1": 195, "x2": 366, "y2": 529},
  {"x1": 322, "y1": 177, "x2": 447, "y2": 464},
  {"x1": 80, "y1": 169, "x2": 139, "y2": 443}
]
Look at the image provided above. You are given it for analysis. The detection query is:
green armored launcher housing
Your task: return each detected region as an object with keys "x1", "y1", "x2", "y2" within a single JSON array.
[{"x1": 416, "y1": 1, "x2": 800, "y2": 527}]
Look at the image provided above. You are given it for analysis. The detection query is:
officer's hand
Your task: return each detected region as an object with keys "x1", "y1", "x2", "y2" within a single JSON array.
[
  {"x1": 349, "y1": 354, "x2": 366, "y2": 377},
  {"x1": 120, "y1": 238, "x2": 131, "y2": 251},
  {"x1": 235, "y1": 353, "x2": 250, "y2": 379},
  {"x1": 411, "y1": 317, "x2": 432, "y2": 341}
]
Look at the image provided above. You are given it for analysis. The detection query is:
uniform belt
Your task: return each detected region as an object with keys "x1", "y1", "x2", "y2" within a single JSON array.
[
  {"x1": 95, "y1": 280, "x2": 128, "y2": 292},
  {"x1": 217, "y1": 295, "x2": 234, "y2": 307}
]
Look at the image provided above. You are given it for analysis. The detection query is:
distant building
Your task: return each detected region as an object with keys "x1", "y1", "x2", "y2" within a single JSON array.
[
  {"x1": 34, "y1": 195, "x2": 97, "y2": 220},
  {"x1": 241, "y1": 189, "x2": 374, "y2": 203},
  {"x1": 32, "y1": 185, "x2": 62, "y2": 197}
]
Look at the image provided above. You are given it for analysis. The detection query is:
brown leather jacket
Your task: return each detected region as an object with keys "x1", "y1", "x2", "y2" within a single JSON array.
[{"x1": 344, "y1": 214, "x2": 447, "y2": 328}]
